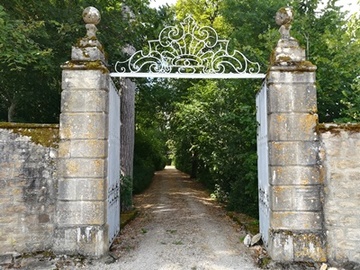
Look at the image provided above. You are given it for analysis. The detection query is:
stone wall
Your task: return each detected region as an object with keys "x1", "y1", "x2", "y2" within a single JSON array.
[
  {"x1": 0, "y1": 123, "x2": 59, "y2": 254},
  {"x1": 319, "y1": 123, "x2": 360, "y2": 264}
]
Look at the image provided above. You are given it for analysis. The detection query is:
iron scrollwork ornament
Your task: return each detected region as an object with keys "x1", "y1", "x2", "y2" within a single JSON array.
[{"x1": 115, "y1": 16, "x2": 262, "y2": 76}]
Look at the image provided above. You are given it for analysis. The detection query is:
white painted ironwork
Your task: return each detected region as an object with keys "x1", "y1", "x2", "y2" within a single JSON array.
[
  {"x1": 256, "y1": 82, "x2": 270, "y2": 247},
  {"x1": 111, "y1": 15, "x2": 265, "y2": 79},
  {"x1": 107, "y1": 79, "x2": 121, "y2": 245}
]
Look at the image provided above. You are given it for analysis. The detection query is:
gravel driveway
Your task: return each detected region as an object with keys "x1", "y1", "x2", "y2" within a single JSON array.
[{"x1": 90, "y1": 166, "x2": 260, "y2": 270}]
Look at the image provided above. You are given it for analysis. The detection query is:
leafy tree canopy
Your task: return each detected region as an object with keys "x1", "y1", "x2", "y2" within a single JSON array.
[{"x1": 0, "y1": 0, "x2": 168, "y2": 122}]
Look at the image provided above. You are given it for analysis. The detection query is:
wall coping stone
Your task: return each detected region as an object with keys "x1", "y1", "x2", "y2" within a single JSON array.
[
  {"x1": 0, "y1": 122, "x2": 59, "y2": 129},
  {"x1": 0, "y1": 122, "x2": 59, "y2": 147},
  {"x1": 318, "y1": 123, "x2": 360, "y2": 133}
]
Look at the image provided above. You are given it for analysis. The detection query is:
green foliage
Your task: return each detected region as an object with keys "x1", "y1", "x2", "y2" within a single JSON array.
[
  {"x1": 0, "y1": 0, "x2": 169, "y2": 122},
  {"x1": 337, "y1": 77, "x2": 360, "y2": 122},
  {"x1": 133, "y1": 78, "x2": 170, "y2": 192},
  {"x1": 0, "y1": 6, "x2": 51, "y2": 71},
  {"x1": 290, "y1": 1, "x2": 360, "y2": 122},
  {"x1": 174, "y1": 0, "x2": 230, "y2": 36},
  {"x1": 133, "y1": 128, "x2": 167, "y2": 194},
  {"x1": 170, "y1": 79, "x2": 261, "y2": 217},
  {"x1": 120, "y1": 175, "x2": 133, "y2": 212},
  {"x1": 223, "y1": 0, "x2": 288, "y2": 67},
  {"x1": 0, "y1": 4, "x2": 57, "y2": 122}
]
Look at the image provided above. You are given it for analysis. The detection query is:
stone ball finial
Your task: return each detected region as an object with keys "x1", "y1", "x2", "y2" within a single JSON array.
[
  {"x1": 82, "y1": 6, "x2": 101, "y2": 25},
  {"x1": 273, "y1": 7, "x2": 306, "y2": 64},
  {"x1": 275, "y1": 7, "x2": 293, "y2": 26},
  {"x1": 276, "y1": 7, "x2": 293, "y2": 40}
]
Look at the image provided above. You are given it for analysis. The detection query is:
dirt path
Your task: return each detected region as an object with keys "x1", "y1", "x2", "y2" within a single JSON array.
[{"x1": 91, "y1": 166, "x2": 260, "y2": 270}]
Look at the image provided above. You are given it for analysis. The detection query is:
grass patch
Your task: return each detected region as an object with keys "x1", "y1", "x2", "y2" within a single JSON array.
[
  {"x1": 120, "y1": 209, "x2": 139, "y2": 229},
  {"x1": 227, "y1": 211, "x2": 259, "y2": 235}
]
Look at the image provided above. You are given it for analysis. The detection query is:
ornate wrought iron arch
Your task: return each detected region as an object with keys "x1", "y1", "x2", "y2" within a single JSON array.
[{"x1": 110, "y1": 16, "x2": 265, "y2": 79}]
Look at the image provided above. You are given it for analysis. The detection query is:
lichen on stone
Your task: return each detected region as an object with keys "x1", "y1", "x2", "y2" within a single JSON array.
[
  {"x1": 0, "y1": 122, "x2": 59, "y2": 147},
  {"x1": 317, "y1": 123, "x2": 360, "y2": 135}
]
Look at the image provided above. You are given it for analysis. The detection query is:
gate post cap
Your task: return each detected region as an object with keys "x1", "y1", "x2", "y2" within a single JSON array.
[
  {"x1": 276, "y1": 7, "x2": 293, "y2": 40},
  {"x1": 83, "y1": 6, "x2": 101, "y2": 25},
  {"x1": 73, "y1": 6, "x2": 104, "y2": 54},
  {"x1": 271, "y1": 7, "x2": 310, "y2": 65},
  {"x1": 275, "y1": 7, "x2": 293, "y2": 26}
]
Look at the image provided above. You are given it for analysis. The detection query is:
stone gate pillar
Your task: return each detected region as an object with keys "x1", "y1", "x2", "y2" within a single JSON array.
[
  {"x1": 266, "y1": 8, "x2": 326, "y2": 262},
  {"x1": 54, "y1": 7, "x2": 109, "y2": 257}
]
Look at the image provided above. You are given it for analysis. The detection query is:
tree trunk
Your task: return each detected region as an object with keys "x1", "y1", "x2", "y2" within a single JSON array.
[
  {"x1": 120, "y1": 5, "x2": 136, "y2": 212},
  {"x1": 120, "y1": 78, "x2": 135, "y2": 212},
  {"x1": 8, "y1": 101, "x2": 16, "y2": 122}
]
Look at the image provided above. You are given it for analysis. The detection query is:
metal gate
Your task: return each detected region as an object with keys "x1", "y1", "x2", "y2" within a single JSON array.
[
  {"x1": 107, "y1": 79, "x2": 121, "y2": 245},
  {"x1": 256, "y1": 82, "x2": 270, "y2": 247}
]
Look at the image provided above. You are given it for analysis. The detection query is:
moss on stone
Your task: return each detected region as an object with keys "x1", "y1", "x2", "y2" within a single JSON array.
[
  {"x1": 277, "y1": 56, "x2": 292, "y2": 62},
  {"x1": 273, "y1": 60, "x2": 316, "y2": 70},
  {"x1": 317, "y1": 123, "x2": 360, "y2": 135},
  {"x1": 62, "y1": 60, "x2": 109, "y2": 74},
  {"x1": 0, "y1": 122, "x2": 59, "y2": 147}
]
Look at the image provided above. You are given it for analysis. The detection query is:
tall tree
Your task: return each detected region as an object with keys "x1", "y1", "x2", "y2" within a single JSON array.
[
  {"x1": 0, "y1": 5, "x2": 54, "y2": 122},
  {"x1": 291, "y1": 0, "x2": 359, "y2": 122},
  {"x1": 0, "y1": 0, "x2": 169, "y2": 122}
]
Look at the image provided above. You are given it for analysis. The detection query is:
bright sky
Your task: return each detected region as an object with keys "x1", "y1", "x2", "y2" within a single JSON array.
[{"x1": 150, "y1": 0, "x2": 359, "y2": 15}]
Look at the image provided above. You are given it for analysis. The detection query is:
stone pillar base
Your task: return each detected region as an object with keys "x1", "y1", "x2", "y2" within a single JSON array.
[
  {"x1": 269, "y1": 230, "x2": 327, "y2": 262},
  {"x1": 53, "y1": 225, "x2": 108, "y2": 257}
]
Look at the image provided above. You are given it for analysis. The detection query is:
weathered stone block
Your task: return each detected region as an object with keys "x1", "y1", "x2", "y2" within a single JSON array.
[
  {"x1": 268, "y1": 113, "x2": 318, "y2": 141},
  {"x1": 326, "y1": 215, "x2": 359, "y2": 227},
  {"x1": 270, "y1": 166, "x2": 321, "y2": 186},
  {"x1": 337, "y1": 200, "x2": 360, "y2": 209},
  {"x1": 59, "y1": 158, "x2": 105, "y2": 178},
  {"x1": 269, "y1": 141, "x2": 319, "y2": 166},
  {"x1": 53, "y1": 225, "x2": 108, "y2": 257},
  {"x1": 269, "y1": 230, "x2": 326, "y2": 262},
  {"x1": 268, "y1": 232, "x2": 294, "y2": 261},
  {"x1": 335, "y1": 159, "x2": 360, "y2": 170},
  {"x1": 58, "y1": 178, "x2": 106, "y2": 201},
  {"x1": 320, "y1": 137, "x2": 341, "y2": 156},
  {"x1": 61, "y1": 89, "x2": 108, "y2": 113},
  {"x1": 271, "y1": 211, "x2": 322, "y2": 230},
  {"x1": 343, "y1": 140, "x2": 360, "y2": 158},
  {"x1": 56, "y1": 201, "x2": 105, "y2": 225},
  {"x1": 59, "y1": 113, "x2": 108, "y2": 140},
  {"x1": 38, "y1": 214, "x2": 51, "y2": 223},
  {"x1": 58, "y1": 139, "x2": 107, "y2": 158},
  {"x1": 293, "y1": 233, "x2": 326, "y2": 262},
  {"x1": 327, "y1": 172, "x2": 346, "y2": 186},
  {"x1": 62, "y1": 69, "x2": 108, "y2": 90},
  {"x1": 271, "y1": 186, "x2": 321, "y2": 211},
  {"x1": 53, "y1": 227, "x2": 78, "y2": 253},
  {"x1": 268, "y1": 83, "x2": 317, "y2": 113},
  {"x1": 71, "y1": 47, "x2": 105, "y2": 62},
  {"x1": 267, "y1": 70, "x2": 316, "y2": 85},
  {"x1": 0, "y1": 213, "x2": 18, "y2": 224},
  {"x1": 0, "y1": 253, "x2": 14, "y2": 264},
  {"x1": 273, "y1": 39, "x2": 306, "y2": 62}
]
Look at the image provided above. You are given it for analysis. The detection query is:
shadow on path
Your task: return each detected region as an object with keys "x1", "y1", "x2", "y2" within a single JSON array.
[{"x1": 103, "y1": 166, "x2": 260, "y2": 270}]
